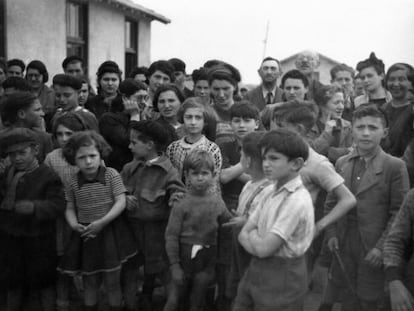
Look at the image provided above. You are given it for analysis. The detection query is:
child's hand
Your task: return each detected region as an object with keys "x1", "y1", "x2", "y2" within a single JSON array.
[
  {"x1": 169, "y1": 192, "x2": 185, "y2": 207},
  {"x1": 170, "y1": 264, "x2": 185, "y2": 285},
  {"x1": 82, "y1": 220, "x2": 105, "y2": 240},
  {"x1": 73, "y1": 223, "x2": 87, "y2": 234},
  {"x1": 389, "y1": 280, "x2": 414, "y2": 311},
  {"x1": 14, "y1": 200, "x2": 34, "y2": 215},
  {"x1": 364, "y1": 248, "x2": 383, "y2": 269},
  {"x1": 222, "y1": 210, "x2": 247, "y2": 227}
]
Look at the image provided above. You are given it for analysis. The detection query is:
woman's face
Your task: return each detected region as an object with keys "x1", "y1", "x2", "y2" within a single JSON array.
[
  {"x1": 283, "y1": 78, "x2": 308, "y2": 101},
  {"x1": 210, "y1": 79, "x2": 235, "y2": 110},
  {"x1": 26, "y1": 68, "x2": 44, "y2": 89},
  {"x1": 194, "y1": 80, "x2": 210, "y2": 103},
  {"x1": 157, "y1": 90, "x2": 181, "y2": 120},
  {"x1": 99, "y1": 73, "x2": 120, "y2": 96},
  {"x1": 360, "y1": 66, "x2": 384, "y2": 93},
  {"x1": 386, "y1": 68, "x2": 411, "y2": 100},
  {"x1": 324, "y1": 92, "x2": 345, "y2": 120},
  {"x1": 56, "y1": 124, "x2": 75, "y2": 147}
]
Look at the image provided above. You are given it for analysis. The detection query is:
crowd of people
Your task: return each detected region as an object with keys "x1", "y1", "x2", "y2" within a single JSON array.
[{"x1": 0, "y1": 50, "x2": 414, "y2": 311}]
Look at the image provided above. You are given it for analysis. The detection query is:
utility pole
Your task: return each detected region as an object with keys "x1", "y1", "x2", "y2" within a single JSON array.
[{"x1": 262, "y1": 20, "x2": 270, "y2": 59}]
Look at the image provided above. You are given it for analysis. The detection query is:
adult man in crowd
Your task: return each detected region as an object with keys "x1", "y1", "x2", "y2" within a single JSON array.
[
  {"x1": 295, "y1": 50, "x2": 325, "y2": 100},
  {"x1": 245, "y1": 57, "x2": 283, "y2": 111}
]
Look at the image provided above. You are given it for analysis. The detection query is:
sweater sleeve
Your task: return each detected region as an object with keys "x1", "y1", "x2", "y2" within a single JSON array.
[
  {"x1": 165, "y1": 204, "x2": 185, "y2": 265},
  {"x1": 384, "y1": 190, "x2": 414, "y2": 282},
  {"x1": 33, "y1": 172, "x2": 65, "y2": 220}
]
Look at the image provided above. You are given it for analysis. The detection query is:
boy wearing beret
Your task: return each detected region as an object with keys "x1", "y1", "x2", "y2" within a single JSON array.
[{"x1": 0, "y1": 128, "x2": 65, "y2": 311}]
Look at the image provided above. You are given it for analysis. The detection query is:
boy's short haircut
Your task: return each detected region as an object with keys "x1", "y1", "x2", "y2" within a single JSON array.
[
  {"x1": 259, "y1": 129, "x2": 309, "y2": 161},
  {"x1": 53, "y1": 74, "x2": 82, "y2": 90},
  {"x1": 260, "y1": 56, "x2": 281, "y2": 70},
  {"x1": 129, "y1": 120, "x2": 169, "y2": 152},
  {"x1": 230, "y1": 100, "x2": 260, "y2": 120},
  {"x1": 356, "y1": 52, "x2": 385, "y2": 75},
  {"x1": 2, "y1": 77, "x2": 31, "y2": 92},
  {"x1": 242, "y1": 131, "x2": 266, "y2": 162},
  {"x1": 119, "y1": 78, "x2": 147, "y2": 96},
  {"x1": 281, "y1": 69, "x2": 309, "y2": 89},
  {"x1": 0, "y1": 91, "x2": 38, "y2": 125},
  {"x1": 147, "y1": 60, "x2": 175, "y2": 81},
  {"x1": 62, "y1": 55, "x2": 84, "y2": 70},
  {"x1": 177, "y1": 97, "x2": 206, "y2": 123},
  {"x1": 330, "y1": 63, "x2": 355, "y2": 81},
  {"x1": 7, "y1": 59, "x2": 26, "y2": 72},
  {"x1": 0, "y1": 127, "x2": 39, "y2": 155},
  {"x1": 183, "y1": 149, "x2": 215, "y2": 174},
  {"x1": 352, "y1": 105, "x2": 388, "y2": 127},
  {"x1": 62, "y1": 130, "x2": 112, "y2": 166},
  {"x1": 272, "y1": 100, "x2": 318, "y2": 132},
  {"x1": 27, "y1": 60, "x2": 49, "y2": 83}
]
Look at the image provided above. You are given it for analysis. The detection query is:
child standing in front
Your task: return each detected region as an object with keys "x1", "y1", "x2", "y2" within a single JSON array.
[
  {"x1": 0, "y1": 128, "x2": 65, "y2": 311},
  {"x1": 166, "y1": 97, "x2": 222, "y2": 184},
  {"x1": 57, "y1": 131, "x2": 137, "y2": 311},
  {"x1": 234, "y1": 129, "x2": 315, "y2": 311},
  {"x1": 121, "y1": 120, "x2": 185, "y2": 311},
  {"x1": 164, "y1": 149, "x2": 232, "y2": 311}
]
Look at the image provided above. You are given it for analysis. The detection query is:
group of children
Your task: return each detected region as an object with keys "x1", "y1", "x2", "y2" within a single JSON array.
[{"x1": 0, "y1": 60, "x2": 414, "y2": 311}]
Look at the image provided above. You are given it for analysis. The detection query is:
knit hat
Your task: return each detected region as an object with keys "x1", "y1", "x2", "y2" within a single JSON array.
[
  {"x1": 0, "y1": 128, "x2": 39, "y2": 154},
  {"x1": 53, "y1": 74, "x2": 82, "y2": 90}
]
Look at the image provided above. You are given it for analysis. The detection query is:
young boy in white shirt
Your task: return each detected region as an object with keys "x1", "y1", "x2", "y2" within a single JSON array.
[{"x1": 234, "y1": 129, "x2": 315, "y2": 311}]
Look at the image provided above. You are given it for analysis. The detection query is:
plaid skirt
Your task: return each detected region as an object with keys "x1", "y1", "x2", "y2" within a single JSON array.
[{"x1": 58, "y1": 214, "x2": 137, "y2": 276}]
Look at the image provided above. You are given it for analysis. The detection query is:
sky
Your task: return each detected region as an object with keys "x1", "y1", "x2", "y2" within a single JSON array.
[{"x1": 136, "y1": 0, "x2": 414, "y2": 84}]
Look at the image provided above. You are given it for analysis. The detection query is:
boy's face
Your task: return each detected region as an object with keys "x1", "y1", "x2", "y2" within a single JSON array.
[
  {"x1": 183, "y1": 107, "x2": 204, "y2": 135},
  {"x1": 75, "y1": 145, "x2": 101, "y2": 179},
  {"x1": 7, "y1": 65, "x2": 23, "y2": 78},
  {"x1": 56, "y1": 124, "x2": 74, "y2": 148},
  {"x1": 8, "y1": 145, "x2": 38, "y2": 171},
  {"x1": 333, "y1": 71, "x2": 353, "y2": 92},
  {"x1": 64, "y1": 61, "x2": 84, "y2": 77},
  {"x1": 79, "y1": 83, "x2": 89, "y2": 106},
  {"x1": 231, "y1": 117, "x2": 258, "y2": 139},
  {"x1": 54, "y1": 85, "x2": 79, "y2": 111},
  {"x1": 262, "y1": 148, "x2": 299, "y2": 184},
  {"x1": 186, "y1": 167, "x2": 214, "y2": 193},
  {"x1": 129, "y1": 130, "x2": 151, "y2": 159},
  {"x1": 20, "y1": 99, "x2": 45, "y2": 128},
  {"x1": 352, "y1": 116, "x2": 387, "y2": 154}
]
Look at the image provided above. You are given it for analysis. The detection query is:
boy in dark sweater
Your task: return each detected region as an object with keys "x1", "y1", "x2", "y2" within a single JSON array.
[
  {"x1": 0, "y1": 128, "x2": 65, "y2": 311},
  {"x1": 164, "y1": 149, "x2": 232, "y2": 311}
]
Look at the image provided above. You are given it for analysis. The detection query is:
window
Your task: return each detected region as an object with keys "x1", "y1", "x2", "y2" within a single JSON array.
[
  {"x1": 66, "y1": 1, "x2": 88, "y2": 70},
  {"x1": 0, "y1": 0, "x2": 6, "y2": 58},
  {"x1": 125, "y1": 19, "x2": 138, "y2": 76}
]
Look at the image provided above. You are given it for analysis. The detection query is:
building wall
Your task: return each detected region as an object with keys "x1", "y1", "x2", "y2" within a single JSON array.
[
  {"x1": 88, "y1": 1, "x2": 125, "y2": 83},
  {"x1": 138, "y1": 19, "x2": 151, "y2": 66},
  {"x1": 6, "y1": 0, "x2": 66, "y2": 80}
]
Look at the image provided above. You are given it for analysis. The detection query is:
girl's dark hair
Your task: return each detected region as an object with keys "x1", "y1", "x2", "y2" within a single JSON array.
[
  {"x1": 0, "y1": 91, "x2": 38, "y2": 125},
  {"x1": 62, "y1": 131, "x2": 112, "y2": 165},
  {"x1": 207, "y1": 63, "x2": 241, "y2": 88},
  {"x1": 281, "y1": 69, "x2": 309, "y2": 89},
  {"x1": 230, "y1": 100, "x2": 260, "y2": 120},
  {"x1": 356, "y1": 52, "x2": 385, "y2": 75},
  {"x1": 26, "y1": 60, "x2": 49, "y2": 83},
  {"x1": 152, "y1": 83, "x2": 185, "y2": 112},
  {"x1": 183, "y1": 149, "x2": 215, "y2": 174},
  {"x1": 191, "y1": 67, "x2": 209, "y2": 84},
  {"x1": 52, "y1": 112, "x2": 90, "y2": 138},
  {"x1": 96, "y1": 60, "x2": 122, "y2": 94}
]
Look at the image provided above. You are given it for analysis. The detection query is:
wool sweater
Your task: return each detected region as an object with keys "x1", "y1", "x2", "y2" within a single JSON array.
[{"x1": 165, "y1": 192, "x2": 232, "y2": 265}]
